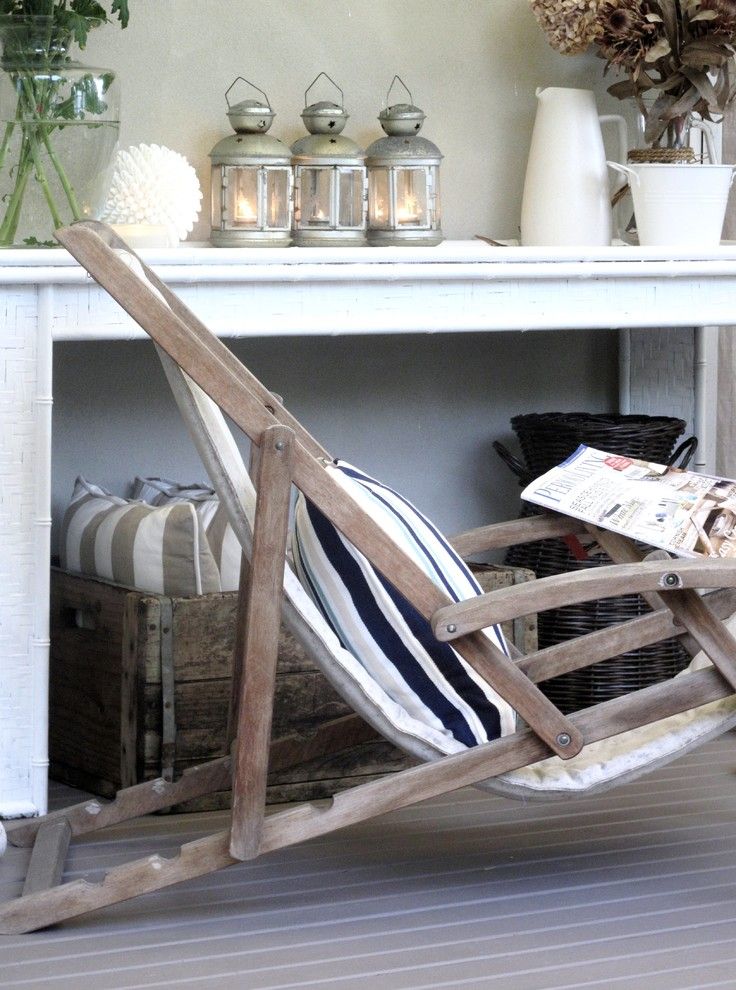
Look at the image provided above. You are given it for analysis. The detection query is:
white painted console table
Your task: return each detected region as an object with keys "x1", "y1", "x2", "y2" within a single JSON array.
[{"x1": 1, "y1": 239, "x2": 735, "y2": 818}]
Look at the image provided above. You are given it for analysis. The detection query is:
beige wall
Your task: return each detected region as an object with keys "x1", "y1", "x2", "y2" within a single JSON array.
[{"x1": 83, "y1": 0, "x2": 621, "y2": 242}]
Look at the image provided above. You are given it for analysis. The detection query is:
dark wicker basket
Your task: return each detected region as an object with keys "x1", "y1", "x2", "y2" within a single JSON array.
[
  {"x1": 497, "y1": 413, "x2": 694, "y2": 713},
  {"x1": 509, "y1": 412, "x2": 690, "y2": 483}
]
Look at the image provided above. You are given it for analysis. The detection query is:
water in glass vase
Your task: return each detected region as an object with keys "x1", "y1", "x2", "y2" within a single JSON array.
[
  {"x1": 0, "y1": 119, "x2": 119, "y2": 245},
  {"x1": 0, "y1": 16, "x2": 120, "y2": 247}
]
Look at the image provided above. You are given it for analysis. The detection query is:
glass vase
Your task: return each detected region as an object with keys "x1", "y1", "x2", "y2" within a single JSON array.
[
  {"x1": 0, "y1": 15, "x2": 119, "y2": 247},
  {"x1": 630, "y1": 99, "x2": 714, "y2": 164}
]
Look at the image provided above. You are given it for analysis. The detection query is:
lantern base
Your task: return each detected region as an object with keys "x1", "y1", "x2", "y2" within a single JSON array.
[
  {"x1": 367, "y1": 228, "x2": 443, "y2": 247},
  {"x1": 210, "y1": 229, "x2": 292, "y2": 248},
  {"x1": 292, "y1": 228, "x2": 367, "y2": 248}
]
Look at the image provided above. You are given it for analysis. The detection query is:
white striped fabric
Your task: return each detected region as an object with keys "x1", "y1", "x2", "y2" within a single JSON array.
[
  {"x1": 60, "y1": 477, "x2": 221, "y2": 596},
  {"x1": 293, "y1": 461, "x2": 516, "y2": 747},
  {"x1": 130, "y1": 477, "x2": 241, "y2": 590}
]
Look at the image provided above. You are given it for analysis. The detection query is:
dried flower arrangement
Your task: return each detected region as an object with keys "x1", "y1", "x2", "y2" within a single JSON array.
[{"x1": 529, "y1": 0, "x2": 736, "y2": 147}]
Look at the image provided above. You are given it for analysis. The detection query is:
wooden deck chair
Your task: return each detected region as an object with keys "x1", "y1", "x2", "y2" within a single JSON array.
[{"x1": 3, "y1": 220, "x2": 736, "y2": 934}]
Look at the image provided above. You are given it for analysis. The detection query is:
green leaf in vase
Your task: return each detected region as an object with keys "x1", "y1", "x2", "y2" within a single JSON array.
[{"x1": 55, "y1": 72, "x2": 109, "y2": 119}]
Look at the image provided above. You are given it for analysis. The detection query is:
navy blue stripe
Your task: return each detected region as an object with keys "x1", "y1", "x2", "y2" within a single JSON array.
[
  {"x1": 292, "y1": 523, "x2": 342, "y2": 639},
  {"x1": 337, "y1": 463, "x2": 509, "y2": 657},
  {"x1": 304, "y1": 498, "x2": 485, "y2": 747},
  {"x1": 374, "y1": 571, "x2": 502, "y2": 741}
]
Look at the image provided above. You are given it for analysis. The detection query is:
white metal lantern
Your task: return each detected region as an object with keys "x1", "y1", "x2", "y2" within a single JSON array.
[
  {"x1": 209, "y1": 78, "x2": 293, "y2": 247},
  {"x1": 366, "y1": 77, "x2": 443, "y2": 246},
  {"x1": 291, "y1": 73, "x2": 367, "y2": 247}
]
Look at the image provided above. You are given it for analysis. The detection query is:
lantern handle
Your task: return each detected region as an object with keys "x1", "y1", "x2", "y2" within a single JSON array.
[
  {"x1": 225, "y1": 77, "x2": 271, "y2": 111},
  {"x1": 384, "y1": 75, "x2": 413, "y2": 108},
  {"x1": 304, "y1": 71, "x2": 344, "y2": 110}
]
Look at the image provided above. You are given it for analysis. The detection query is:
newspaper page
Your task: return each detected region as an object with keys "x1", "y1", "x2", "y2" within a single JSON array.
[{"x1": 521, "y1": 444, "x2": 736, "y2": 559}]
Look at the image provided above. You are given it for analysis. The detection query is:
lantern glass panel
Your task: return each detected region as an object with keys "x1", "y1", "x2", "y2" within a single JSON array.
[
  {"x1": 338, "y1": 167, "x2": 364, "y2": 228},
  {"x1": 368, "y1": 167, "x2": 390, "y2": 229},
  {"x1": 229, "y1": 167, "x2": 259, "y2": 227},
  {"x1": 267, "y1": 168, "x2": 290, "y2": 228},
  {"x1": 395, "y1": 167, "x2": 429, "y2": 227},
  {"x1": 299, "y1": 167, "x2": 332, "y2": 227}
]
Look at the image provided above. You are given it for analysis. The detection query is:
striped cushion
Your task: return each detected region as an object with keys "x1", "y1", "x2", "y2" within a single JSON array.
[
  {"x1": 60, "y1": 477, "x2": 221, "y2": 596},
  {"x1": 292, "y1": 462, "x2": 516, "y2": 747},
  {"x1": 131, "y1": 476, "x2": 241, "y2": 591}
]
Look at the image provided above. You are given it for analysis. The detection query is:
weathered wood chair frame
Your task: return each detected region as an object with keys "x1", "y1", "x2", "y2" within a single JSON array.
[{"x1": 3, "y1": 219, "x2": 736, "y2": 934}]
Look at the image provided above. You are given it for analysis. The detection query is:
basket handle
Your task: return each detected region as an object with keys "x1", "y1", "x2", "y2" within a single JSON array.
[
  {"x1": 493, "y1": 440, "x2": 532, "y2": 486},
  {"x1": 667, "y1": 436, "x2": 697, "y2": 470}
]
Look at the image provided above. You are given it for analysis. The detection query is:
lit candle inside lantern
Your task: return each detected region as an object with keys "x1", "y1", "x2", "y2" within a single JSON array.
[
  {"x1": 308, "y1": 208, "x2": 330, "y2": 225},
  {"x1": 235, "y1": 196, "x2": 257, "y2": 223},
  {"x1": 396, "y1": 197, "x2": 419, "y2": 224}
]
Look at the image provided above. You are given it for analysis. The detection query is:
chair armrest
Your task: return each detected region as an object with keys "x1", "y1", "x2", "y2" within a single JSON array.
[
  {"x1": 432, "y1": 557, "x2": 736, "y2": 641},
  {"x1": 449, "y1": 513, "x2": 586, "y2": 558}
]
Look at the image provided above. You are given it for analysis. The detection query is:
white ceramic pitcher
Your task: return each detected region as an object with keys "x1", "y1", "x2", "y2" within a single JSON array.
[{"x1": 521, "y1": 87, "x2": 627, "y2": 247}]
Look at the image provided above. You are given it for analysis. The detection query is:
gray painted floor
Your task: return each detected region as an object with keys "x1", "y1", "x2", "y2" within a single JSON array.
[{"x1": 2, "y1": 738, "x2": 736, "y2": 989}]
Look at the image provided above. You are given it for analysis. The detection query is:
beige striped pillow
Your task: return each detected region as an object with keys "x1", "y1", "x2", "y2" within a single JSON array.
[
  {"x1": 130, "y1": 477, "x2": 241, "y2": 591},
  {"x1": 60, "y1": 477, "x2": 221, "y2": 596}
]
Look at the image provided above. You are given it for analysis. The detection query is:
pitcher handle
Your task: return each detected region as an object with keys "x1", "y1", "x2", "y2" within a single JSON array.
[
  {"x1": 599, "y1": 115, "x2": 628, "y2": 163},
  {"x1": 599, "y1": 114, "x2": 628, "y2": 189}
]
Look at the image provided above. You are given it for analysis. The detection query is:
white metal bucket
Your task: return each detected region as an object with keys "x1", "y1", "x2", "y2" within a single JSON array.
[{"x1": 607, "y1": 161, "x2": 736, "y2": 248}]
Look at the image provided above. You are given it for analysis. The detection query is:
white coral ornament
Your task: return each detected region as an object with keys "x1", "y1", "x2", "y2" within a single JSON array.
[{"x1": 102, "y1": 144, "x2": 203, "y2": 242}]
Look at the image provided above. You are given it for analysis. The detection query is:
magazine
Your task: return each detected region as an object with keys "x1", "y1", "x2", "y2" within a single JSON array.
[{"x1": 521, "y1": 444, "x2": 736, "y2": 559}]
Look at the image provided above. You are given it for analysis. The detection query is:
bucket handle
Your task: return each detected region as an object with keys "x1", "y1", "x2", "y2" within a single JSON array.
[
  {"x1": 607, "y1": 160, "x2": 638, "y2": 186},
  {"x1": 691, "y1": 120, "x2": 717, "y2": 164}
]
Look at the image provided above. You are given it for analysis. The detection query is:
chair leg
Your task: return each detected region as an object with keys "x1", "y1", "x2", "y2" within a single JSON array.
[
  {"x1": 21, "y1": 820, "x2": 71, "y2": 897},
  {"x1": 0, "y1": 826, "x2": 237, "y2": 935},
  {"x1": 229, "y1": 424, "x2": 295, "y2": 861},
  {"x1": 1, "y1": 663, "x2": 727, "y2": 933}
]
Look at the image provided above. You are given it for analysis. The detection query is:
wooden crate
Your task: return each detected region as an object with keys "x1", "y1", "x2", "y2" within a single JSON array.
[
  {"x1": 49, "y1": 563, "x2": 536, "y2": 810},
  {"x1": 470, "y1": 562, "x2": 537, "y2": 655}
]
